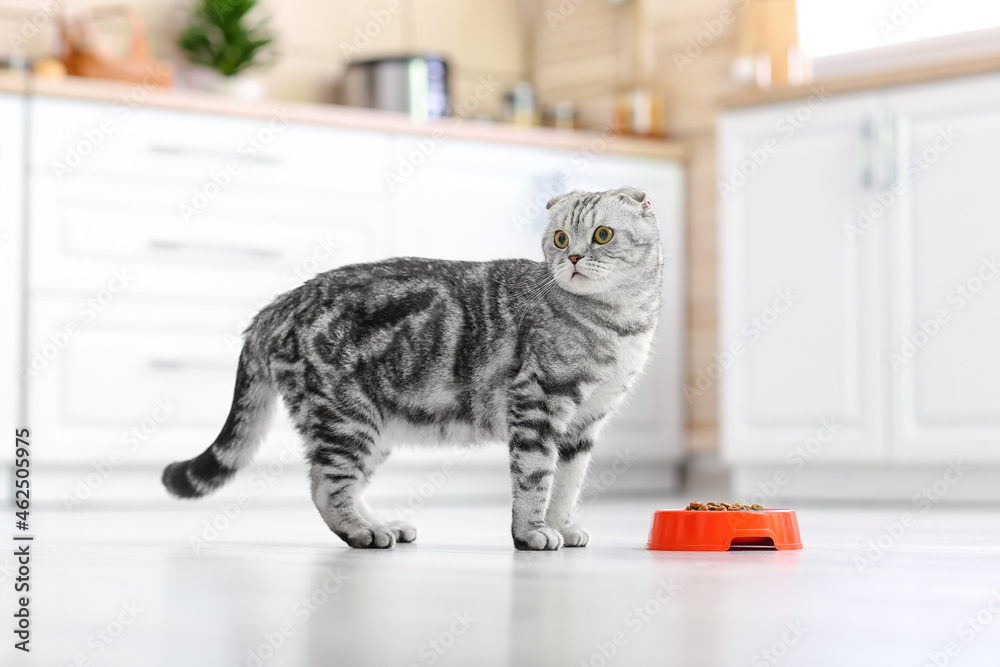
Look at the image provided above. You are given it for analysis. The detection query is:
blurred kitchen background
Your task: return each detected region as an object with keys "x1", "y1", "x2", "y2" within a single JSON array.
[{"x1": 2, "y1": 0, "x2": 1000, "y2": 508}]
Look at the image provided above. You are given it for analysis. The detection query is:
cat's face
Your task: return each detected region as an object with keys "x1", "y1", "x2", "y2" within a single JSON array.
[{"x1": 542, "y1": 187, "x2": 662, "y2": 297}]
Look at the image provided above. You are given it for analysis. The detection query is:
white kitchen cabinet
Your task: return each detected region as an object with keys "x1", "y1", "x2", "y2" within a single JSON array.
[
  {"x1": 389, "y1": 138, "x2": 561, "y2": 261},
  {"x1": 569, "y1": 154, "x2": 686, "y2": 465},
  {"x1": 720, "y1": 71, "x2": 1000, "y2": 475},
  {"x1": 392, "y1": 136, "x2": 686, "y2": 466},
  {"x1": 28, "y1": 175, "x2": 381, "y2": 301},
  {"x1": 883, "y1": 74, "x2": 1000, "y2": 462},
  {"x1": 30, "y1": 97, "x2": 389, "y2": 197},
  {"x1": 23, "y1": 97, "x2": 390, "y2": 486},
  {"x1": 719, "y1": 94, "x2": 885, "y2": 463},
  {"x1": 28, "y1": 298, "x2": 247, "y2": 464},
  {"x1": 13, "y1": 93, "x2": 686, "y2": 502}
]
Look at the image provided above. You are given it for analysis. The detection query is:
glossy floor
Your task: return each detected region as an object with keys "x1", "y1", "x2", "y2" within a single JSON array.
[{"x1": 21, "y1": 498, "x2": 1000, "y2": 667}]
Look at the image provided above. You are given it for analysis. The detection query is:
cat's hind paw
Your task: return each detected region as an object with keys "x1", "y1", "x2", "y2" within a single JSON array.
[
  {"x1": 559, "y1": 525, "x2": 590, "y2": 547},
  {"x1": 513, "y1": 526, "x2": 564, "y2": 550},
  {"x1": 388, "y1": 522, "x2": 417, "y2": 543},
  {"x1": 345, "y1": 526, "x2": 396, "y2": 549}
]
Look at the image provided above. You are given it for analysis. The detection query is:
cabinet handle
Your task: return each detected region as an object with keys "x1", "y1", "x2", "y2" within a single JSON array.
[
  {"x1": 858, "y1": 116, "x2": 873, "y2": 189},
  {"x1": 149, "y1": 239, "x2": 281, "y2": 259},
  {"x1": 876, "y1": 115, "x2": 897, "y2": 190},
  {"x1": 148, "y1": 145, "x2": 280, "y2": 165}
]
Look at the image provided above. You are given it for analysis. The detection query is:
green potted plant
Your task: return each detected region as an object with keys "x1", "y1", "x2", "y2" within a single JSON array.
[{"x1": 178, "y1": 0, "x2": 275, "y2": 100}]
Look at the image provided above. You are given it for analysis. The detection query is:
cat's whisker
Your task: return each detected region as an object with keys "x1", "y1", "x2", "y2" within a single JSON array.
[
  {"x1": 513, "y1": 275, "x2": 558, "y2": 328},
  {"x1": 599, "y1": 263, "x2": 660, "y2": 289},
  {"x1": 598, "y1": 274, "x2": 637, "y2": 323},
  {"x1": 590, "y1": 268, "x2": 645, "y2": 325}
]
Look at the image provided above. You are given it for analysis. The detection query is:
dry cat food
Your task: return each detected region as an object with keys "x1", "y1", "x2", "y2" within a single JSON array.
[{"x1": 685, "y1": 502, "x2": 763, "y2": 511}]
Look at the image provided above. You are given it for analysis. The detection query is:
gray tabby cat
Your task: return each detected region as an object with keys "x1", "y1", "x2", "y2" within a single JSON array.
[{"x1": 163, "y1": 186, "x2": 663, "y2": 550}]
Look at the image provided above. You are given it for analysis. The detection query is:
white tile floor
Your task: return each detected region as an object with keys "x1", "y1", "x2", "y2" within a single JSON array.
[{"x1": 20, "y1": 497, "x2": 1000, "y2": 667}]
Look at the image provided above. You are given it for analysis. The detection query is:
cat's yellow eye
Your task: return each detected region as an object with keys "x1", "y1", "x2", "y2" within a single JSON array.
[
  {"x1": 593, "y1": 226, "x2": 613, "y2": 244},
  {"x1": 554, "y1": 230, "x2": 569, "y2": 249}
]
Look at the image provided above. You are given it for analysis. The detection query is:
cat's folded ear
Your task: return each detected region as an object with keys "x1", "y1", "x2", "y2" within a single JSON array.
[
  {"x1": 546, "y1": 190, "x2": 583, "y2": 210},
  {"x1": 614, "y1": 186, "x2": 653, "y2": 212}
]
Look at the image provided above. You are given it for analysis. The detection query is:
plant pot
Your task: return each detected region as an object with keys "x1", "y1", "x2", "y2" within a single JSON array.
[
  {"x1": 185, "y1": 67, "x2": 266, "y2": 101},
  {"x1": 214, "y1": 75, "x2": 266, "y2": 101}
]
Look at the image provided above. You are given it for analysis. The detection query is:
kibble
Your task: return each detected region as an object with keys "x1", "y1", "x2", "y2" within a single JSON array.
[{"x1": 685, "y1": 502, "x2": 763, "y2": 511}]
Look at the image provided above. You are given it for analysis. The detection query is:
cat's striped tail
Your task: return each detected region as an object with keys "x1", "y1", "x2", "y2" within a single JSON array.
[{"x1": 161, "y1": 348, "x2": 276, "y2": 499}]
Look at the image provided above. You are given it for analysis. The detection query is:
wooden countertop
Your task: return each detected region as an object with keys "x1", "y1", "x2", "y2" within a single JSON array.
[
  {"x1": 0, "y1": 72, "x2": 686, "y2": 161},
  {"x1": 720, "y1": 54, "x2": 1000, "y2": 109}
]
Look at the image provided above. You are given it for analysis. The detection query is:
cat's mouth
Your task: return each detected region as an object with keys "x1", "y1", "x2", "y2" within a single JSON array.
[{"x1": 571, "y1": 269, "x2": 588, "y2": 279}]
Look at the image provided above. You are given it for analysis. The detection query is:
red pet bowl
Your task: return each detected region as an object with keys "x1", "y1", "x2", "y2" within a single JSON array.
[{"x1": 646, "y1": 508, "x2": 802, "y2": 551}]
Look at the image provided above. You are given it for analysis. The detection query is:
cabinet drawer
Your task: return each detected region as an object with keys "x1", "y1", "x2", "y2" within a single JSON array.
[
  {"x1": 26, "y1": 299, "x2": 298, "y2": 464},
  {"x1": 31, "y1": 170, "x2": 386, "y2": 221},
  {"x1": 30, "y1": 97, "x2": 391, "y2": 195},
  {"x1": 30, "y1": 176, "x2": 384, "y2": 299}
]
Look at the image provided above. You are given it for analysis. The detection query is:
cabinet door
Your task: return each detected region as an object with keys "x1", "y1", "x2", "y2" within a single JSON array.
[
  {"x1": 27, "y1": 175, "x2": 383, "y2": 300},
  {"x1": 390, "y1": 137, "x2": 562, "y2": 261},
  {"x1": 23, "y1": 99, "x2": 392, "y2": 470},
  {"x1": 719, "y1": 94, "x2": 885, "y2": 462},
  {"x1": 392, "y1": 139, "x2": 685, "y2": 464},
  {"x1": 25, "y1": 298, "x2": 302, "y2": 466},
  {"x1": 885, "y1": 73, "x2": 1000, "y2": 462},
  {"x1": 569, "y1": 156, "x2": 686, "y2": 463}
]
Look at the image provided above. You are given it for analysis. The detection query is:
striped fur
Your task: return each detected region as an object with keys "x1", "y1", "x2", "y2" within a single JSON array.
[{"x1": 162, "y1": 187, "x2": 663, "y2": 549}]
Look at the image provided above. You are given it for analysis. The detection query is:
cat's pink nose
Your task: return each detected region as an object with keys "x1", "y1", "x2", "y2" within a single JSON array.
[{"x1": 568, "y1": 255, "x2": 582, "y2": 264}]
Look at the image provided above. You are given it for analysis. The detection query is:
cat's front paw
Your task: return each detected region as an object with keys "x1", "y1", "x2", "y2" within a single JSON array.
[
  {"x1": 559, "y1": 524, "x2": 590, "y2": 547},
  {"x1": 513, "y1": 526, "x2": 564, "y2": 551},
  {"x1": 388, "y1": 522, "x2": 417, "y2": 543},
  {"x1": 345, "y1": 526, "x2": 396, "y2": 549}
]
